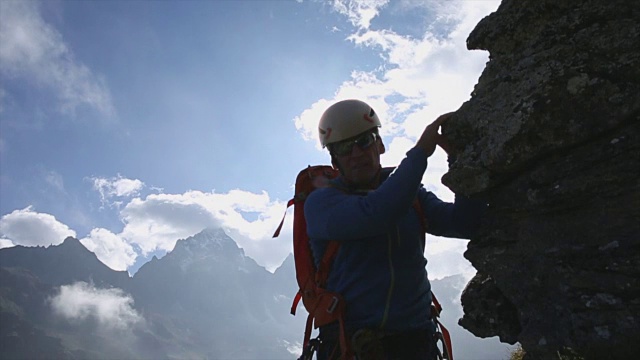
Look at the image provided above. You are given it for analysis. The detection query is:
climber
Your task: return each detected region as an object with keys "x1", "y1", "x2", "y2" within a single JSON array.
[{"x1": 304, "y1": 99, "x2": 487, "y2": 359}]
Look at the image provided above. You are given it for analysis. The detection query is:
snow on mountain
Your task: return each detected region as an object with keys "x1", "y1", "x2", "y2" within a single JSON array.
[{"x1": 168, "y1": 227, "x2": 249, "y2": 272}]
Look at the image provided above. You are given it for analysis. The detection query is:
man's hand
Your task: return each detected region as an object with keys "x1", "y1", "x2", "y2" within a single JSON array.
[{"x1": 416, "y1": 112, "x2": 453, "y2": 157}]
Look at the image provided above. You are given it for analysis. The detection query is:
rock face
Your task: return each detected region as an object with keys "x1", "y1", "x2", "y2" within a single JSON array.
[{"x1": 441, "y1": 0, "x2": 640, "y2": 358}]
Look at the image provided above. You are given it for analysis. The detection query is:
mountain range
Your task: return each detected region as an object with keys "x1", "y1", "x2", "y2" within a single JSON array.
[
  {"x1": 0, "y1": 228, "x2": 512, "y2": 359},
  {"x1": 0, "y1": 228, "x2": 302, "y2": 359}
]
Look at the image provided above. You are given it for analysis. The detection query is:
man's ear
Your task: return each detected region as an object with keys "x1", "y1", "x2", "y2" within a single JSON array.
[{"x1": 378, "y1": 138, "x2": 386, "y2": 155}]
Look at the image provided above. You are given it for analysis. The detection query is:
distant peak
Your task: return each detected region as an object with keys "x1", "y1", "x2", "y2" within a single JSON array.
[
  {"x1": 54, "y1": 236, "x2": 93, "y2": 255},
  {"x1": 173, "y1": 227, "x2": 239, "y2": 255},
  {"x1": 199, "y1": 227, "x2": 228, "y2": 238},
  {"x1": 60, "y1": 236, "x2": 83, "y2": 247}
]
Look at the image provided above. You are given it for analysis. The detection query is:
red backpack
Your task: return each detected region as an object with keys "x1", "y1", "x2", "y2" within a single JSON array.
[
  {"x1": 273, "y1": 165, "x2": 351, "y2": 359},
  {"x1": 273, "y1": 165, "x2": 453, "y2": 360}
]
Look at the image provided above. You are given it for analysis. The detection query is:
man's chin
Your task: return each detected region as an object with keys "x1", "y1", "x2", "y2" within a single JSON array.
[{"x1": 347, "y1": 170, "x2": 375, "y2": 187}]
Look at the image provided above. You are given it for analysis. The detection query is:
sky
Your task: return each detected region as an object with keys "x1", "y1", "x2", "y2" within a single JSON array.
[{"x1": 0, "y1": 0, "x2": 501, "y2": 280}]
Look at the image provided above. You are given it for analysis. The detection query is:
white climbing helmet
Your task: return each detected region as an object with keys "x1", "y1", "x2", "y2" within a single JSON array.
[{"x1": 318, "y1": 99, "x2": 381, "y2": 148}]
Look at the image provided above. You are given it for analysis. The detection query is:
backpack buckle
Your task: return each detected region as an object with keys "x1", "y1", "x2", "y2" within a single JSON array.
[{"x1": 327, "y1": 296, "x2": 339, "y2": 313}]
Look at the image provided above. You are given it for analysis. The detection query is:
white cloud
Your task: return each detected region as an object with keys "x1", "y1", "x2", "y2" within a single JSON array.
[
  {"x1": 293, "y1": 73, "x2": 400, "y2": 150},
  {"x1": 284, "y1": 340, "x2": 303, "y2": 356},
  {"x1": 0, "y1": 238, "x2": 15, "y2": 249},
  {"x1": 296, "y1": 1, "x2": 498, "y2": 145},
  {"x1": 90, "y1": 174, "x2": 145, "y2": 208},
  {"x1": 425, "y1": 236, "x2": 476, "y2": 281},
  {"x1": 80, "y1": 228, "x2": 137, "y2": 271},
  {"x1": 0, "y1": 0, "x2": 115, "y2": 117},
  {"x1": 0, "y1": 187, "x2": 292, "y2": 273},
  {"x1": 0, "y1": 206, "x2": 75, "y2": 246},
  {"x1": 333, "y1": 0, "x2": 389, "y2": 30},
  {"x1": 119, "y1": 192, "x2": 221, "y2": 254},
  {"x1": 50, "y1": 282, "x2": 142, "y2": 330},
  {"x1": 118, "y1": 189, "x2": 291, "y2": 271}
]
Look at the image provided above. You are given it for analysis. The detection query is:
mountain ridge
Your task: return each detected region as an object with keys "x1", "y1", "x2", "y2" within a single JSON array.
[
  {"x1": 0, "y1": 227, "x2": 512, "y2": 359},
  {"x1": 0, "y1": 228, "x2": 301, "y2": 359},
  {"x1": 0, "y1": 236, "x2": 130, "y2": 289}
]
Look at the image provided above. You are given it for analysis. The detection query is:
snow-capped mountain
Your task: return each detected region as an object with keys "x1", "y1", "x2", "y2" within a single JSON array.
[{"x1": 1, "y1": 228, "x2": 303, "y2": 359}]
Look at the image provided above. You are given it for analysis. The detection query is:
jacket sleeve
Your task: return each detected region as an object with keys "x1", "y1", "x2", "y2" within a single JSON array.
[
  {"x1": 305, "y1": 147, "x2": 429, "y2": 241},
  {"x1": 418, "y1": 184, "x2": 487, "y2": 239}
]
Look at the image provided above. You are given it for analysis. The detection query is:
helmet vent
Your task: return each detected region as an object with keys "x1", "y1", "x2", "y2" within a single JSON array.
[{"x1": 363, "y1": 108, "x2": 376, "y2": 123}]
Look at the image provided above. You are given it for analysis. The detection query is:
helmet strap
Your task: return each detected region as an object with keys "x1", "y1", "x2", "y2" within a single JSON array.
[{"x1": 331, "y1": 154, "x2": 345, "y2": 177}]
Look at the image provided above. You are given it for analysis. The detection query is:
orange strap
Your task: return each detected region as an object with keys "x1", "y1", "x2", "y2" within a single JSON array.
[
  {"x1": 431, "y1": 292, "x2": 442, "y2": 317},
  {"x1": 291, "y1": 291, "x2": 302, "y2": 315},
  {"x1": 315, "y1": 241, "x2": 352, "y2": 359},
  {"x1": 432, "y1": 293, "x2": 453, "y2": 360},
  {"x1": 436, "y1": 318, "x2": 454, "y2": 360},
  {"x1": 272, "y1": 198, "x2": 295, "y2": 238}
]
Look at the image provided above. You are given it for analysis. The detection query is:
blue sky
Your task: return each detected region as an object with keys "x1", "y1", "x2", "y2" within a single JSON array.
[{"x1": 0, "y1": 0, "x2": 500, "y2": 278}]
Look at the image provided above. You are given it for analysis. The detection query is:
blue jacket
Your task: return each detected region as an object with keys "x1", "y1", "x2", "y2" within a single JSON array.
[{"x1": 304, "y1": 147, "x2": 485, "y2": 332}]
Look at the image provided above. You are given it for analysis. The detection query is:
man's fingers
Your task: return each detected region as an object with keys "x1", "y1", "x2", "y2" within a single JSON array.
[
  {"x1": 417, "y1": 112, "x2": 456, "y2": 157},
  {"x1": 436, "y1": 134, "x2": 453, "y2": 155},
  {"x1": 431, "y1": 112, "x2": 454, "y2": 128}
]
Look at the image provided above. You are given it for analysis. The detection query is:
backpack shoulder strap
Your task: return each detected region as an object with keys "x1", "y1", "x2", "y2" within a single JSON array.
[
  {"x1": 290, "y1": 240, "x2": 340, "y2": 316},
  {"x1": 315, "y1": 240, "x2": 340, "y2": 286}
]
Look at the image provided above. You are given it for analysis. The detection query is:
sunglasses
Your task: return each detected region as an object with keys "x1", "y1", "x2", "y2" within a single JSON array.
[{"x1": 330, "y1": 132, "x2": 378, "y2": 156}]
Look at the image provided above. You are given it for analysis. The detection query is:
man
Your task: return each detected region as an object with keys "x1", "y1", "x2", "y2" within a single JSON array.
[{"x1": 304, "y1": 99, "x2": 485, "y2": 359}]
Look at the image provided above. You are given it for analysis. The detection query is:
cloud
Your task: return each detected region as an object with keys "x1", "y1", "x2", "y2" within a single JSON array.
[
  {"x1": 284, "y1": 340, "x2": 303, "y2": 357},
  {"x1": 0, "y1": 238, "x2": 15, "y2": 249},
  {"x1": 80, "y1": 228, "x2": 137, "y2": 271},
  {"x1": 90, "y1": 175, "x2": 145, "y2": 208},
  {"x1": 296, "y1": 1, "x2": 498, "y2": 179},
  {"x1": 298, "y1": 0, "x2": 497, "y2": 144},
  {"x1": 0, "y1": 206, "x2": 75, "y2": 246},
  {"x1": 425, "y1": 235, "x2": 476, "y2": 281},
  {"x1": 293, "y1": 73, "x2": 402, "y2": 150},
  {"x1": 44, "y1": 169, "x2": 65, "y2": 193},
  {"x1": 50, "y1": 282, "x2": 142, "y2": 330},
  {"x1": 0, "y1": 0, "x2": 115, "y2": 118},
  {"x1": 294, "y1": 98, "x2": 334, "y2": 146},
  {"x1": 118, "y1": 189, "x2": 291, "y2": 271},
  {"x1": 333, "y1": 0, "x2": 389, "y2": 30},
  {"x1": 0, "y1": 186, "x2": 292, "y2": 273},
  {"x1": 119, "y1": 192, "x2": 221, "y2": 254}
]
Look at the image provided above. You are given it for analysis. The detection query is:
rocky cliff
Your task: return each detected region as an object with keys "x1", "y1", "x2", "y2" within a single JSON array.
[{"x1": 442, "y1": 0, "x2": 639, "y2": 358}]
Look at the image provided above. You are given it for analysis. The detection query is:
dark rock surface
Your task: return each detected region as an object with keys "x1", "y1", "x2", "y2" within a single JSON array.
[{"x1": 442, "y1": 0, "x2": 640, "y2": 358}]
